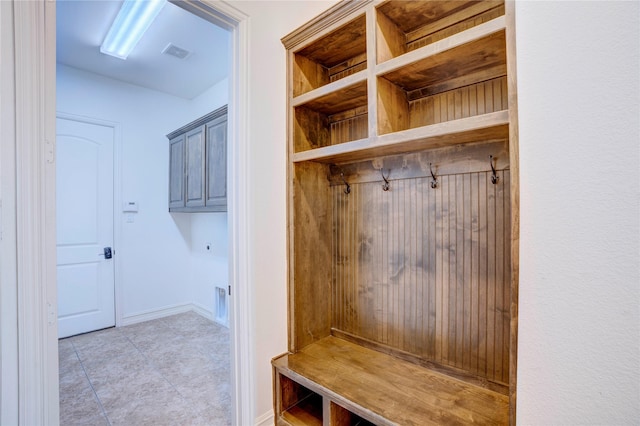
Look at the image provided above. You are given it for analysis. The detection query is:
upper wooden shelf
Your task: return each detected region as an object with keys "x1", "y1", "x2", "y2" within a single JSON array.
[
  {"x1": 292, "y1": 72, "x2": 367, "y2": 114},
  {"x1": 292, "y1": 110, "x2": 509, "y2": 164},
  {"x1": 293, "y1": 14, "x2": 367, "y2": 98},
  {"x1": 375, "y1": 16, "x2": 506, "y2": 82},
  {"x1": 273, "y1": 336, "x2": 509, "y2": 425},
  {"x1": 376, "y1": 0, "x2": 505, "y2": 63}
]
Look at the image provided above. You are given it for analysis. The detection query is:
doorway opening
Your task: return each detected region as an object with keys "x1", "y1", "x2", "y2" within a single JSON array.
[{"x1": 54, "y1": 0, "x2": 249, "y2": 423}]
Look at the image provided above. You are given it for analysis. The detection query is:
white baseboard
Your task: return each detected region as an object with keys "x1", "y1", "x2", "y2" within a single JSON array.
[
  {"x1": 191, "y1": 301, "x2": 214, "y2": 322},
  {"x1": 120, "y1": 303, "x2": 208, "y2": 326},
  {"x1": 255, "y1": 410, "x2": 274, "y2": 426}
]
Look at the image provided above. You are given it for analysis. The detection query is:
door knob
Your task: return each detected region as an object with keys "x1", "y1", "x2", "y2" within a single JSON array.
[{"x1": 99, "y1": 247, "x2": 113, "y2": 259}]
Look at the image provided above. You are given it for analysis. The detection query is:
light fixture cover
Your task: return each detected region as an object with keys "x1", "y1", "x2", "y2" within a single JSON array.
[{"x1": 100, "y1": 0, "x2": 167, "y2": 60}]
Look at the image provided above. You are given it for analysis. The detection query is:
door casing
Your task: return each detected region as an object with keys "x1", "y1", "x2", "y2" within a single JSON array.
[{"x1": 2, "y1": 0, "x2": 253, "y2": 424}]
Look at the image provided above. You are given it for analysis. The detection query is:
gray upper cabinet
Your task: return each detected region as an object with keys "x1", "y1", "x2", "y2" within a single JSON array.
[
  {"x1": 167, "y1": 105, "x2": 227, "y2": 212},
  {"x1": 168, "y1": 133, "x2": 186, "y2": 209},
  {"x1": 185, "y1": 125, "x2": 206, "y2": 208},
  {"x1": 206, "y1": 115, "x2": 227, "y2": 208}
]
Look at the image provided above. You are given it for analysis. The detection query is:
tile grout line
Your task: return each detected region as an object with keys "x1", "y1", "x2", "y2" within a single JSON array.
[
  {"x1": 121, "y1": 327, "x2": 190, "y2": 402},
  {"x1": 69, "y1": 339, "x2": 113, "y2": 426},
  {"x1": 121, "y1": 315, "x2": 229, "y2": 420},
  {"x1": 121, "y1": 318, "x2": 233, "y2": 423},
  {"x1": 61, "y1": 313, "x2": 231, "y2": 424}
]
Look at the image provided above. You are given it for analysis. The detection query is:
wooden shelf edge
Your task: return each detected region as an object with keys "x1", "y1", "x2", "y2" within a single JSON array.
[
  {"x1": 378, "y1": 110, "x2": 509, "y2": 145},
  {"x1": 291, "y1": 110, "x2": 510, "y2": 164},
  {"x1": 291, "y1": 70, "x2": 368, "y2": 108},
  {"x1": 375, "y1": 15, "x2": 506, "y2": 77}
]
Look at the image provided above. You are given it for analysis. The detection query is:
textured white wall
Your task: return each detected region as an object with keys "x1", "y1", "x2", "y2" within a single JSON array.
[
  {"x1": 56, "y1": 65, "x2": 229, "y2": 318},
  {"x1": 515, "y1": 1, "x2": 640, "y2": 424},
  {"x1": 188, "y1": 211, "x2": 229, "y2": 321}
]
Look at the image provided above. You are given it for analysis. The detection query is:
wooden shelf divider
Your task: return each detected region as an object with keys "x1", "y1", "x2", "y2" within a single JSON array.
[
  {"x1": 292, "y1": 70, "x2": 368, "y2": 109},
  {"x1": 292, "y1": 111, "x2": 509, "y2": 164}
]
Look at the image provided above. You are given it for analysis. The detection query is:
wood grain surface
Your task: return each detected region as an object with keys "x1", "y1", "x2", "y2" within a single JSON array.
[
  {"x1": 331, "y1": 168, "x2": 511, "y2": 384},
  {"x1": 281, "y1": 0, "x2": 519, "y2": 424},
  {"x1": 274, "y1": 336, "x2": 509, "y2": 425}
]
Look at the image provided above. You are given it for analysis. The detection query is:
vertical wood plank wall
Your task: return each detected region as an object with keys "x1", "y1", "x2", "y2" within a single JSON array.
[
  {"x1": 330, "y1": 111, "x2": 368, "y2": 146},
  {"x1": 405, "y1": 4, "x2": 505, "y2": 52},
  {"x1": 332, "y1": 170, "x2": 511, "y2": 385},
  {"x1": 409, "y1": 76, "x2": 508, "y2": 129},
  {"x1": 292, "y1": 162, "x2": 333, "y2": 350}
]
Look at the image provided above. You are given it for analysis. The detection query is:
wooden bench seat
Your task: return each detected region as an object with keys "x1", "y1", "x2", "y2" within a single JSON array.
[{"x1": 273, "y1": 336, "x2": 509, "y2": 426}]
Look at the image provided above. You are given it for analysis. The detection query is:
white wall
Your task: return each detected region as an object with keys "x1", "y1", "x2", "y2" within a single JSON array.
[
  {"x1": 222, "y1": 2, "x2": 339, "y2": 421},
  {"x1": 0, "y1": 2, "x2": 19, "y2": 423},
  {"x1": 188, "y1": 212, "x2": 229, "y2": 322},
  {"x1": 224, "y1": 0, "x2": 639, "y2": 423},
  {"x1": 56, "y1": 64, "x2": 229, "y2": 320},
  {"x1": 515, "y1": 1, "x2": 639, "y2": 423}
]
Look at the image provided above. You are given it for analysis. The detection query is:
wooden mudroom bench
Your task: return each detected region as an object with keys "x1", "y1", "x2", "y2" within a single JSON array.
[{"x1": 273, "y1": 336, "x2": 508, "y2": 425}]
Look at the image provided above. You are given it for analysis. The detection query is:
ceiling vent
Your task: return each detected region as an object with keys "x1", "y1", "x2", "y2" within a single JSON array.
[{"x1": 162, "y1": 43, "x2": 191, "y2": 59}]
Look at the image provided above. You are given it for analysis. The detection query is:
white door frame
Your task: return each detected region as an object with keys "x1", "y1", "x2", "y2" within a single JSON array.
[
  {"x1": 55, "y1": 112, "x2": 121, "y2": 336},
  {"x1": 1, "y1": 0, "x2": 253, "y2": 424},
  {"x1": 1, "y1": 1, "x2": 58, "y2": 424}
]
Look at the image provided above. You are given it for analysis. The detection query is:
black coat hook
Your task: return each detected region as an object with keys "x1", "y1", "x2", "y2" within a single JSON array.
[
  {"x1": 490, "y1": 155, "x2": 499, "y2": 185},
  {"x1": 381, "y1": 169, "x2": 390, "y2": 191},
  {"x1": 429, "y1": 163, "x2": 438, "y2": 189},
  {"x1": 340, "y1": 172, "x2": 351, "y2": 194}
]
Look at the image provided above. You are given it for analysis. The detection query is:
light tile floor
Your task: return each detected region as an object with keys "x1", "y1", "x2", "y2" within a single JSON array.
[{"x1": 59, "y1": 311, "x2": 231, "y2": 426}]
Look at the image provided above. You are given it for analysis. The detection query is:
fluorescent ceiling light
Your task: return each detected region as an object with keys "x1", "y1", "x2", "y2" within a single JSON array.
[{"x1": 100, "y1": 0, "x2": 167, "y2": 60}]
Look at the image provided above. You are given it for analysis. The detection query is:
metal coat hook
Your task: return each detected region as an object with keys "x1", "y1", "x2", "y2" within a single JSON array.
[
  {"x1": 381, "y1": 169, "x2": 390, "y2": 191},
  {"x1": 340, "y1": 172, "x2": 351, "y2": 195},
  {"x1": 429, "y1": 163, "x2": 438, "y2": 189},
  {"x1": 490, "y1": 155, "x2": 499, "y2": 185}
]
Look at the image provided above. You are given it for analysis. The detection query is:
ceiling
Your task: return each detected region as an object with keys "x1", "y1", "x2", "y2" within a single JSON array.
[{"x1": 56, "y1": 0, "x2": 230, "y2": 99}]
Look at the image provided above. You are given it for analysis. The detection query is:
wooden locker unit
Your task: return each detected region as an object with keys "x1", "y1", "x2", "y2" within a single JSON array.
[{"x1": 274, "y1": 1, "x2": 519, "y2": 424}]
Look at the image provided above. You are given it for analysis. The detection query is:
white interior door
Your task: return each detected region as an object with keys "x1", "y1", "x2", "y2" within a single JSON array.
[{"x1": 56, "y1": 116, "x2": 115, "y2": 338}]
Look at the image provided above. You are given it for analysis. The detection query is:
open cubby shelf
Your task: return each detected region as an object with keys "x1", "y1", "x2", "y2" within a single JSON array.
[
  {"x1": 293, "y1": 14, "x2": 367, "y2": 98},
  {"x1": 294, "y1": 79, "x2": 368, "y2": 153},
  {"x1": 278, "y1": 1, "x2": 518, "y2": 424},
  {"x1": 290, "y1": 10, "x2": 508, "y2": 161},
  {"x1": 376, "y1": 1, "x2": 506, "y2": 63}
]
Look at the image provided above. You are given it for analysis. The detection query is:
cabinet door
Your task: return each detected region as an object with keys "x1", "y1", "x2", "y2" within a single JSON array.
[
  {"x1": 206, "y1": 115, "x2": 227, "y2": 210},
  {"x1": 185, "y1": 125, "x2": 206, "y2": 207},
  {"x1": 168, "y1": 134, "x2": 185, "y2": 210}
]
